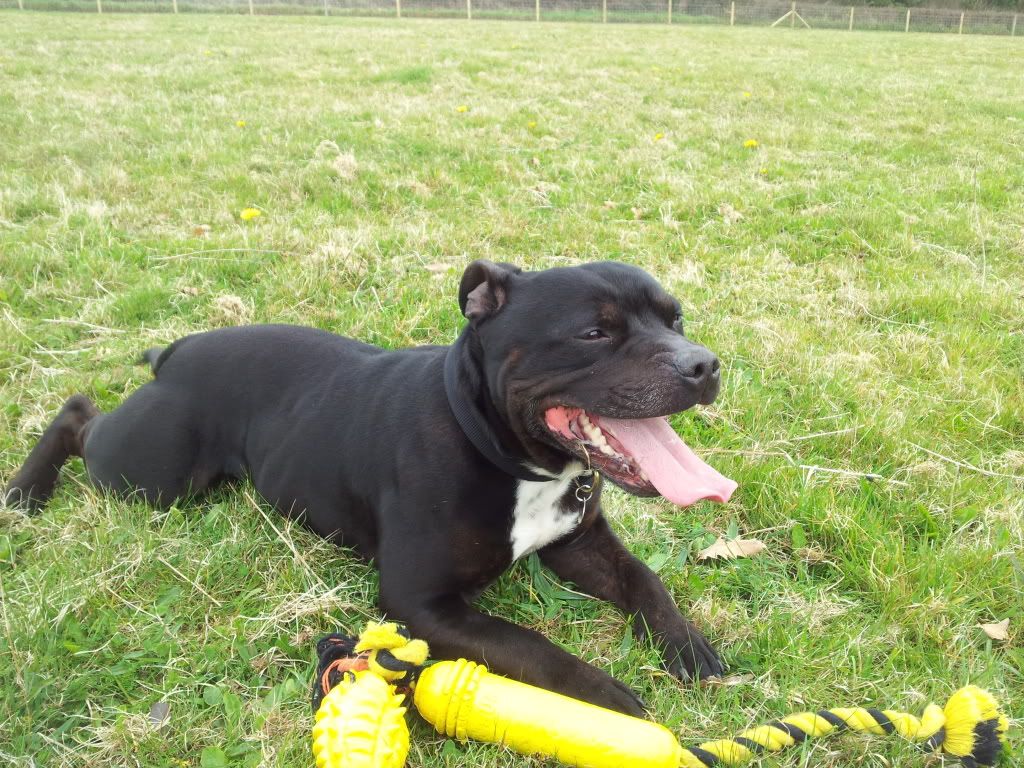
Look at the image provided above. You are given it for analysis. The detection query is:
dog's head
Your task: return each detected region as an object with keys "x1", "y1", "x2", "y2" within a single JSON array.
[{"x1": 459, "y1": 260, "x2": 735, "y2": 506}]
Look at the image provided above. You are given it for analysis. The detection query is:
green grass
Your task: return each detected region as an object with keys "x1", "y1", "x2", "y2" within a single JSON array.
[{"x1": 1, "y1": 11, "x2": 1022, "y2": 767}]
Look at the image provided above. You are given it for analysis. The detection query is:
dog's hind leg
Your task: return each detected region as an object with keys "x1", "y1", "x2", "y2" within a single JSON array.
[
  {"x1": 78, "y1": 382, "x2": 218, "y2": 508},
  {"x1": 4, "y1": 394, "x2": 99, "y2": 511},
  {"x1": 7, "y1": 381, "x2": 223, "y2": 511}
]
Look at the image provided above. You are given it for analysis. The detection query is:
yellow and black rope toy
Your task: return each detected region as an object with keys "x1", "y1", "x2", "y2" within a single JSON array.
[
  {"x1": 676, "y1": 684, "x2": 1008, "y2": 768},
  {"x1": 310, "y1": 622, "x2": 1009, "y2": 768}
]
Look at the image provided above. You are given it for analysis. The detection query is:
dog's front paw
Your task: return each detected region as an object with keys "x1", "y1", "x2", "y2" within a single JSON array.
[
  {"x1": 661, "y1": 624, "x2": 723, "y2": 682},
  {"x1": 569, "y1": 665, "x2": 647, "y2": 717},
  {"x1": 591, "y1": 675, "x2": 648, "y2": 718}
]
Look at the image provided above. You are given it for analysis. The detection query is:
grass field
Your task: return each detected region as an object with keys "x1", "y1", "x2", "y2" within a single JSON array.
[{"x1": 1, "y1": 11, "x2": 1022, "y2": 767}]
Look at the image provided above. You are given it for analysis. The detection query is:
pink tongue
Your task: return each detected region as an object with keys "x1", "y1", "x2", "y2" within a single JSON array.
[{"x1": 599, "y1": 416, "x2": 737, "y2": 506}]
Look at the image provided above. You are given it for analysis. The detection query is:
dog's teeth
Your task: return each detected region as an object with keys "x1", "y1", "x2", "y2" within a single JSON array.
[{"x1": 575, "y1": 412, "x2": 621, "y2": 459}]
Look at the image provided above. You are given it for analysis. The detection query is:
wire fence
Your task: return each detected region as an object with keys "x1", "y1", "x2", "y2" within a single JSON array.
[{"x1": 3, "y1": 0, "x2": 1020, "y2": 37}]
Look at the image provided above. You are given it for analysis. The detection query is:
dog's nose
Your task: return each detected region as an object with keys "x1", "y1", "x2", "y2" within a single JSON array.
[{"x1": 675, "y1": 347, "x2": 720, "y2": 390}]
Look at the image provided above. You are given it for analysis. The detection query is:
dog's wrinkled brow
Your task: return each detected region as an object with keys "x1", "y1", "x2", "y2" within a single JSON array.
[
  {"x1": 648, "y1": 293, "x2": 680, "y2": 322},
  {"x1": 598, "y1": 303, "x2": 622, "y2": 325}
]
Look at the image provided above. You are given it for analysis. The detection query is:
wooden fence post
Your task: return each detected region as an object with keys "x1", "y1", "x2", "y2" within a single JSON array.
[
  {"x1": 602, "y1": 0, "x2": 607, "y2": 22},
  {"x1": 905, "y1": 8, "x2": 910, "y2": 32},
  {"x1": 396, "y1": 0, "x2": 401, "y2": 17},
  {"x1": 17, "y1": 0, "x2": 23, "y2": 9},
  {"x1": 323, "y1": 0, "x2": 328, "y2": 16},
  {"x1": 96, "y1": 0, "x2": 102, "y2": 12},
  {"x1": 848, "y1": 5, "x2": 854, "y2": 30},
  {"x1": 667, "y1": 0, "x2": 672, "y2": 23},
  {"x1": 790, "y1": 1, "x2": 796, "y2": 27},
  {"x1": 466, "y1": 0, "x2": 470, "y2": 19},
  {"x1": 730, "y1": 0, "x2": 735, "y2": 25},
  {"x1": 959, "y1": 11, "x2": 964, "y2": 33},
  {"x1": 534, "y1": 0, "x2": 539, "y2": 21},
  {"x1": 248, "y1": 0, "x2": 254, "y2": 14},
  {"x1": 1011, "y1": 13, "x2": 1017, "y2": 36},
  {"x1": 172, "y1": 0, "x2": 178, "y2": 12}
]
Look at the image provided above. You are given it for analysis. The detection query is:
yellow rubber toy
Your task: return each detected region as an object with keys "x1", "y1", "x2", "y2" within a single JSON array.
[
  {"x1": 312, "y1": 623, "x2": 1009, "y2": 768},
  {"x1": 414, "y1": 657, "x2": 682, "y2": 767},
  {"x1": 312, "y1": 671, "x2": 409, "y2": 768}
]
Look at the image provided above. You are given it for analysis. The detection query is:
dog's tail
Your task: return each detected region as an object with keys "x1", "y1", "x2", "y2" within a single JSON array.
[
  {"x1": 138, "y1": 347, "x2": 166, "y2": 376},
  {"x1": 137, "y1": 335, "x2": 195, "y2": 377}
]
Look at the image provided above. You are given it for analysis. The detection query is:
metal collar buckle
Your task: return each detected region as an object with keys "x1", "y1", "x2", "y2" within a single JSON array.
[
  {"x1": 574, "y1": 471, "x2": 597, "y2": 503},
  {"x1": 572, "y1": 470, "x2": 598, "y2": 524}
]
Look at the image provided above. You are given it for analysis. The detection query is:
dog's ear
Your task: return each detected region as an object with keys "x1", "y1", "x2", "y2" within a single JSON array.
[{"x1": 459, "y1": 260, "x2": 521, "y2": 323}]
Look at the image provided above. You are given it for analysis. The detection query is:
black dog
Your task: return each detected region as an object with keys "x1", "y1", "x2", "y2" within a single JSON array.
[{"x1": 5, "y1": 260, "x2": 736, "y2": 715}]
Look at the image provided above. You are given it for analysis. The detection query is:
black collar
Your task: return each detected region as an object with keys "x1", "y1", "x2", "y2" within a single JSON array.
[{"x1": 444, "y1": 329, "x2": 552, "y2": 483}]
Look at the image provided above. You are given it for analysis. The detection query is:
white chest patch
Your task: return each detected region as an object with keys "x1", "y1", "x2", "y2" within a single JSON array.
[{"x1": 510, "y1": 462, "x2": 587, "y2": 560}]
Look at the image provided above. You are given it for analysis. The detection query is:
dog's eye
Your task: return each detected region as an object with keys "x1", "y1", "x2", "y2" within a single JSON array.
[
  {"x1": 673, "y1": 312, "x2": 684, "y2": 330},
  {"x1": 579, "y1": 328, "x2": 609, "y2": 341}
]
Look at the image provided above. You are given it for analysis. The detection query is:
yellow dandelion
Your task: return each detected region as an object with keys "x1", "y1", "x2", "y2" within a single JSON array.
[
  {"x1": 759, "y1": 167, "x2": 768, "y2": 175},
  {"x1": 239, "y1": 208, "x2": 262, "y2": 221},
  {"x1": 654, "y1": 132, "x2": 665, "y2": 141},
  {"x1": 742, "y1": 91, "x2": 752, "y2": 98},
  {"x1": 456, "y1": 105, "x2": 469, "y2": 113},
  {"x1": 744, "y1": 139, "x2": 759, "y2": 149},
  {"x1": 527, "y1": 120, "x2": 537, "y2": 129},
  {"x1": 235, "y1": 120, "x2": 246, "y2": 128}
]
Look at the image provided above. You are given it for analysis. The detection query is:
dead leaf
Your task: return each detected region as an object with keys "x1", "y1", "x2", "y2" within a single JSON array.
[
  {"x1": 602, "y1": 200, "x2": 617, "y2": 210},
  {"x1": 531, "y1": 156, "x2": 540, "y2": 167},
  {"x1": 631, "y1": 207, "x2": 645, "y2": 220},
  {"x1": 697, "y1": 536, "x2": 766, "y2": 561},
  {"x1": 796, "y1": 545, "x2": 826, "y2": 564},
  {"x1": 706, "y1": 673, "x2": 753, "y2": 686},
  {"x1": 193, "y1": 224, "x2": 211, "y2": 237},
  {"x1": 423, "y1": 263, "x2": 450, "y2": 274},
  {"x1": 979, "y1": 619, "x2": 1009, "y2": 641},
  {"x1": 148, "y1": 701, "x2": 171, "y2": 731}
]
